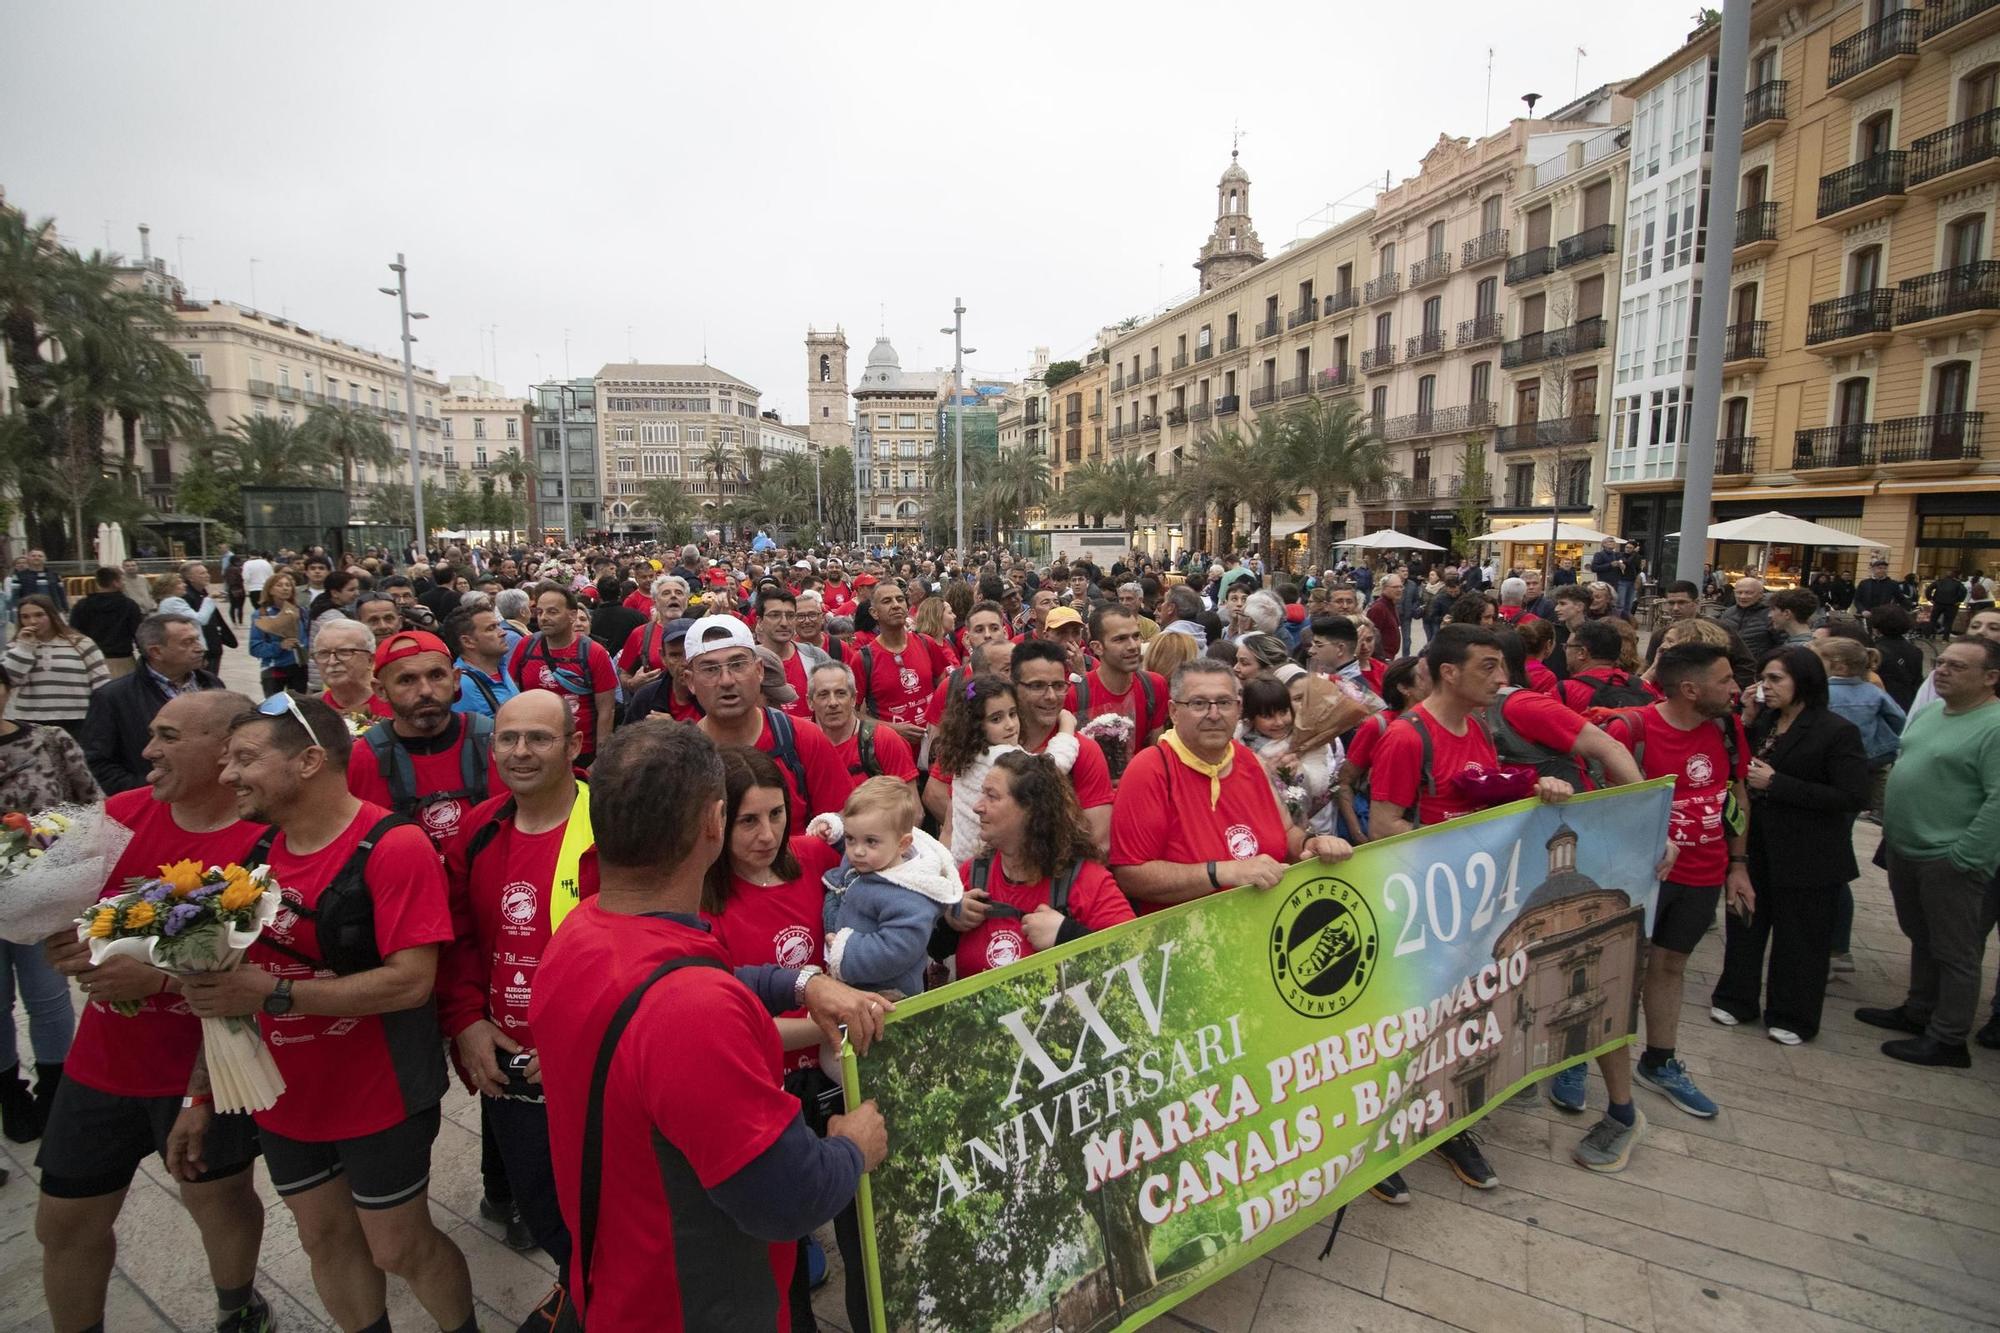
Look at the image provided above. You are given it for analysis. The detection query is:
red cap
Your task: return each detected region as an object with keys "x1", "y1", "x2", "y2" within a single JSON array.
[
  {"x1": 374, "y1": 630, "x2": 453, "y2": 672},
  {"x1": 853, "y1": 574, "x2": 879, "y2": 588}
]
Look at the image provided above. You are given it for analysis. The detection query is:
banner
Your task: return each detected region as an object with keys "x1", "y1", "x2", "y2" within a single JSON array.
[{"x1": 845, "y1": 780, "x2": 1674, "y2": 1333}]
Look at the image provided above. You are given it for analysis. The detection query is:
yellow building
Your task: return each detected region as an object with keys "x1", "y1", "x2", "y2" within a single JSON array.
[
  {"x1": 1612, "y1": 0, "x2": 2000, "y2": 586},
  {"x1": 1047, "y1": 343, "x2": 1111, "y2": 518}
]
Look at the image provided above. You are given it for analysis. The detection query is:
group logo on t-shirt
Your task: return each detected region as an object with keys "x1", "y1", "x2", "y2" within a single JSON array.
[
  {"x1": 1684, "y1": 752, "x2": 1715, "y2": 786},
  {"x1": 500, "y1": 881, "x2": 538, "y2": 928},
  {"x1": 1226, "y1": 824, "x2": 1260, "y2": 860},
  {"x1": 772, "y1": 923, "x2": 815, "y2": 969},
  {"x1": 419, "y1": 799, "x2": 467, "y2": 841},
  {"x1": 985, "y1": 928, "x2": 1025, "y2": 970},
  {"x1": 899, "y1": 664, "x2": 921, "y2": 695}
]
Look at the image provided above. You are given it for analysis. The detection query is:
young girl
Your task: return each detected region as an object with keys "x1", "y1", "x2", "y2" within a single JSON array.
[
  {"x1": 930, "y1": 675, "x2": 1077, "y2": 860},
  {"x1": 1811, "y1": 636, "x2": 1904, "y2": 818},
  {"x1": 1239, "y1": 676, "x2": 1295, "y2": 758}
]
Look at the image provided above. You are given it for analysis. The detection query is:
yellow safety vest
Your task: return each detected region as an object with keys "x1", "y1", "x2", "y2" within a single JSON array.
[{"x1": 549, "y1": 780, "x2": 594, "y2": 930}]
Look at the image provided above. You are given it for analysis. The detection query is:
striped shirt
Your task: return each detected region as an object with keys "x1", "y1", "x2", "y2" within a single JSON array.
[{"x1": 1, "y1": 634, "x2": 108, "y2": 722}]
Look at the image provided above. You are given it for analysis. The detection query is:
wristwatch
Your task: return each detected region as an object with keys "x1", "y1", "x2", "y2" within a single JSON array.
[
  {"x1": 792, "y1": 965, "x2": 824, "y2": 1007},
  {"x1": 263, "y1": 977, "x2": 294, "y2": 1016}
]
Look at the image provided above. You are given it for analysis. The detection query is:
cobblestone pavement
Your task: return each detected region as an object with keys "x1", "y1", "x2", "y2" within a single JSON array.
[{"x1": 1, "y1": 640, "x2": 1994, "y2": 1332}]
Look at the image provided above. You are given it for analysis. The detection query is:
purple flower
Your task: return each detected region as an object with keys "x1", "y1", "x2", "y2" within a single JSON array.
[
  {"x1": 163, "y1": 903, "x2": 203, "y2": 937},
  {"x1": 144, "y1": 883, "x2": 174, "y2": 904}
]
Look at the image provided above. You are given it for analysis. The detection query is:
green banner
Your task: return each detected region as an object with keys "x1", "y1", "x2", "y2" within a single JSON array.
[{"x1": 845, "y1": 779, "x2": 1674, "y2": 1333}]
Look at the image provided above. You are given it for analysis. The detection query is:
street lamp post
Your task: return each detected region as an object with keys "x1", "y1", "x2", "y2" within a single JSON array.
[
  {"x1": 941, "y1": 299, "x2": 976, "y2": 557},
  {"x1": 380, "y1": 256, "x2": 428, "y2": 557},
  {"x1": 855, "y1": 425, "x2": 870, "y2": 551}
]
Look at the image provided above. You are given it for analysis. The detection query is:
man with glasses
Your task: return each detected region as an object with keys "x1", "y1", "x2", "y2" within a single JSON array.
[
  {"x1": 755, "y1": 585, "x2": 830, "y2": 722},
  {"x1": 182, "y1": 694, "x2": 477, "y2": 1333},
  {"x1": 82, "y1": 613, "x2": 222, "y2": 795},
  {"x1": 1011, "y1": 641, "x2": 1116, "y2": 850},
  {"x1": 441, "y1": 691, "x2": 594, "y2": 1270},
  {"x1": 313, "y1": 619, "x2": 393, "y2": 727},
  {"x1": 346, "y1": 631, "x2": 499, "y2": 858},
  {"x1": 1111, "y1": 659, "x2": 1351, "y2": 911},
  {"x1": 508, "y1": 584, "x2": 618, "y2": 767},
  {"x1": 687, "y1": 617, "x2": 854, "y2": 819}
]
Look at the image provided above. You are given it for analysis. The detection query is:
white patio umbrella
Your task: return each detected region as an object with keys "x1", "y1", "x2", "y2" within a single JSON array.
[
  {"x1": 1338, "y1": 527, "x2": 1447, "y2": 552},
  {"x1": 1465, "y1": 520, "x2": 1616, "y2": 545},
  {"x1": 95, "y1": 522, "x2": 128, "y2": 568},
  {"x1": 1676, "y1": 511, "x2": 1887, "y2": 548}
]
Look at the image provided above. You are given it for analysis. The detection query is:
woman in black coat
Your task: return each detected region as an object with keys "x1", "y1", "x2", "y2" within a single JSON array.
[{"x1": 1711, "y1": 646, "x2": 1869, "y2": 1043}]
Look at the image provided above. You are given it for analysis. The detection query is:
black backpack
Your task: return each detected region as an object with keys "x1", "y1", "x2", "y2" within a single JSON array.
[
  {"x1": 970, "y1": 854, "x2": 1082, "y2": 913},
  {"x1": 242, "y1": 814, "x2": 410, "y2": 975},
  {"x1": 1482, "y1": 688, "x2": 1587, "y2": 785},
  {"x1": 1582, "y1": 668, "x2": 1654, "y2": 710},
  {"x1": 764, "y1": 708, "x2": 810, "y2": 810},
  {"x1": 844, "y1": 717, "x2": 882, "y2": 779},
  {"x1": 361, "y1": 713, "x2": 493, "y2": 829},
  {"x1": 1073, "y1": 671, "x2": 1159, "y2": 725}
]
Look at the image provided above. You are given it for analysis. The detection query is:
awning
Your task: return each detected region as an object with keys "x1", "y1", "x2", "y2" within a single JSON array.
[{"x1": 1268, "y1": 515, "x2": 1314, "y2": 538}]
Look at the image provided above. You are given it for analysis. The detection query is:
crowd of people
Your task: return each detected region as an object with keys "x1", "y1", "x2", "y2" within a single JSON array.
[{"x1": 1, "y1": 529, "x2": 1996, "y2": 1333}]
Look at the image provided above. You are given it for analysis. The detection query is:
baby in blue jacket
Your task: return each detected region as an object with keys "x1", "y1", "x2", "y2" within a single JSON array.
[{"x1": 817, "y1": 777, "x2": 963, "y2": 1004}]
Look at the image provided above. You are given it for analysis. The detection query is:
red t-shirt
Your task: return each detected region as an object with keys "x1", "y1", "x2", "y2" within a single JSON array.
[
  {"x1": 507, "y1": 634, "x2": 619, "y2": 754},
  {"x1": 771, "y1": 646, "x2": 816, "y2": 721},
  {"x1": 1369, "y1": 704, "x2": 1502, "y2": 827},
  {"x1": 1345, "y1": 710, "x2": 1398, "y2": 774},
  {"x1": 344, "y1": 716, "x2": 505, "y2": 859},
  {"x1": 437, "y1": 792, "x2": 601, "y2": 1048},
  {"x1": 1605, "y1": 705, "x2": 1747, "y2": 886},
  {"x1": 249, "y1": 803, "x2": 455, "y2": 1141},
  {"x1": 855, "y1": 633, "x2": 948, "y2": 727},
  {"x1": 830, "y1": 721, "x2": 918, "y2": 782},
  {"x1": 705, "y1": 836, "x2": 842, "y2": 1073},
  {"x1": 622, "y1": 589, "x2": 654, "y2": 614},
  {"x1": 324, "y1": 689, "x2": 394, "y2": 720},
  {"x1": 1359, "y1": 658, "x2": 1387, "y2": 695},
  {"x1": 1110, "y1": 740, "x2": 1290, "y2": 915},
  {"x1": 66, "y1": 789, "x2": 265, "y2": 1098},
  {"x1": 954, "y1": 856, "x2": 1134, "y2": 976},
  {"x1": 1526, "y1": 659, "x2": 1559, "y2": 695},
  {"x1": 1496, "y1": 687, "x2": 1591, "y2": 789},
  {"x1": 742, "y1": 711, "x2": 856, "y2": 820},
  {"x1": 1031, "y1": 730, "x2": 1114, "y2": 810},
  {"x1": 618, "y1": 621, "x2": 674, "y2": 675},
  {"x1": 530, "y1": 905, "x2": 799, "y2": 1330},
  {"x1": 1065, "y1": 668, "x2": 1170, "y2": 741}
]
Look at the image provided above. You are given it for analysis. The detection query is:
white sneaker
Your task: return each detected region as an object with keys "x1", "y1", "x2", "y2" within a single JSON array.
[
  {"x1": 1767, "y1": 1026, "x2": 1802, "y2": 1046},
  {"x1": 1709, "y1": 1006, "x2": 1741, "y2": 1027}
]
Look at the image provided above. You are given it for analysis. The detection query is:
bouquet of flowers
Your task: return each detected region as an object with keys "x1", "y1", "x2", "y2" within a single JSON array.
[
  {"x1": 1079, "y1": 710, "x2": 1137, "y2": 781},
  {"x1": 81, "y1": 860, "x2": 287, "y2": 1113},
  {"x1": 335, "y1": 706, "x2": 379, "y2": 739},
  {"x1": 0, "y1": 805, "x2": 135, "y2": 945}
]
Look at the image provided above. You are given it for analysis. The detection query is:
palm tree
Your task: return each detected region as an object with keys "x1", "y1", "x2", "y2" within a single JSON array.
[
  {"x1": 817, "y1": 446, "x2": 857, "y2": 544},
  {"x1": 699, "y1": 438, "x2": 732, "y2": 503},
  {"x1": 110, "y1": 332, "x2": 210, "y2": 487},
  {"x1": 1092, "y1": 456, "x2": 1167, "y2": 537},
  {"x1": 1236, "y1": 413, "x2": 1305, "y2": 580},
  {"x1": 487, "y1": 447, "x2": 534, "y2": 542},
  {"x1": 1063, "y1": 461, "x2": 1112, "y2": 528},
  {"x1": 215, "y1": 416, "x2": 332, "y2": 485},
  {"x1": 303, "y1": 402, "x2": 394, "y2": 496},
  {"x1": 1173, "y1": 428, "x2": 1251, "y2": 556},
  {"x1": 636, "y1": 478, "x2": 695, "y2": 544},
  {"x1": 1284, "y1": 396, "x2": 1388, "y2": 574}
]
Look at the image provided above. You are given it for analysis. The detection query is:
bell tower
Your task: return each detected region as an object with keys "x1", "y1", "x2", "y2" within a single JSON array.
[
  {"x1": 1195, "y1": 150, "x2": 1265, "y2": 292},
  {"x1": 805, "y1": 326, "x2": 850, "y2": 452}
]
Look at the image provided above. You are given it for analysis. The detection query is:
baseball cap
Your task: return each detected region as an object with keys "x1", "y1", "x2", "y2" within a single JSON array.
[
  {"x1": 794, "y1": 559, "x2": 812, "y2": 570},
  {"x1": 683, "y1": 616, "x2": 757, "y2": 661},
  {"x1": 660, "y1": 616, "x2": 696, "y2": 643},
  {"x1": 374, "y1": 630, "x2": 452, "y2": 672},
  {"x1": 853, "y1": 574, "x2": 879, "y2": 588},
  {"x1": 1045, "y1": 606, "x2": 1085, "y2": 631}
]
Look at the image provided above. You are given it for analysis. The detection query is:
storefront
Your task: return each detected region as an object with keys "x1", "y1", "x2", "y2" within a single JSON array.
[
  {"x1": 1914, "y1": 491, "x2": 2000, "y2": 583},
  {"x1": 1709, "y1": 497, "x2": 1864, "y2": 591},
  {"x1": 1617, "y1": 492, "x2": 1682, "y2": 588}
]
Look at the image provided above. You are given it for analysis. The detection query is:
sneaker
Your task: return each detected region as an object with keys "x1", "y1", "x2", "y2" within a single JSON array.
[
  {"x1": 1767, "y1": 1026, "x2": 1803, "y2": 1046},
  {"x1": 1709, "y1": 1006, "x2": 1742, "y2": 1027},
  {"x1": 1368, "y1": 1171, "x2": 1411, "y2": 1205},
  {"x1": 1978, "y1": 1016, "x2": 2000, "y2": 1051},
  {"x1": 217, "y1": 1292, "x2": 273, "y2": 1333},
  {"x1": 1829, "y1": 952, "x2": 1856, "y2": 974},
  {"x1": 1436, "y1": 1132, "x2": 1498, "y2": 1190},
  {"x1": 805, "y1": 1234, "x2": 829, "y2": 1289},
  {"x1": 1547, "y1": 1064, "x2": 1588, "y2": 1113},
  {"x1": 480, "y1": 1194, "x2": 535, "y2": 1253},
  {"x1": 1635, "y1": 1057, "x2": 1719, "y2": 1118},
  {"x1": 1572, "y1": 1108, "x2": 1646, "y2": 1172},
  {"x1": 1855, "y1": 1005, "x2": 1926, "y2": 1035}
]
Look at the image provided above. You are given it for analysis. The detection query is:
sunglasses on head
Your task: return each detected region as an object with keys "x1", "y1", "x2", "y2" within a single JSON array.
[{"x1": 257, "y1": 692, "x2": 325, "y2": 751}]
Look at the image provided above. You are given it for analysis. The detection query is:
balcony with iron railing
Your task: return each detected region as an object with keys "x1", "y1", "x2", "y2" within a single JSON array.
[
  {"x1": 1557, "y1": 223, "x2": 1616, "y2": 267},
  {"x1": 1171, "y1": 352, "x2": 1190, "y2": 371},
  {"x1": 1189, "y1": 401, "x2": 1212, "y2": 422},
  {"x1": 1463, "y1": 229, "x2": 1509, "y2": 268},
  {"x1": 1878, "y1": 411, "x2": 1985, "y2": 472},
  {"x1": 1818, "y1": 152, "x2": 1910, "y2": 223},
  {"x1": 1458, "y1": 312, "x2": 1503, "y2": 347},
  {"x1": 1111, "y1": 373, "x2": 1125, "y2": 391},
  {"x1": 1365, "y1": 273, "x2": 1401, "y2": 303},
  {"x1": 1895, "y1": 260, "x2": 2000, "y2": 333},
  {"x1": 1441, "y1": 473, "x2": 1493, "y2": 504},
  {"x1": 1500, "y1": 316, "x2": 1607, "y2": 368},
  {"x1": 1216, "y1": 394, "x2": 1241, "y2": 415},
  {"x1": 1722, "y1": 320, "x2": 1770, "y2": 365},
  {"x1": 1716, "y1": 436, "x2": 1759, "y2": 481},
  {"x1": 1145, "y1": 362, "x2": 1161, "y2": 381},
  {"x1": 1324, "y1": 287, "x2": 1361, "y2": 316},
  {"x1": 1166, "y1": 407, "x2": 1188, "y2": 428},
  {"x1": 1922, "y1": 0, "x2": 2000, "y2": 46},
  {"x1": 1806, "y1": 289, "x2": 1896, "y2": 351},
  {"x1": 1794, "y1": 424, "x2": 1877, "y2": 473},
  {"x1": 1065, "y1": 407, "x2": 1082, "y2": 425},
  {"x1": 1495, "y1": 414, "x2": 1601, "y2": 450},
  {"x1": 1383, "y1": 400, "x2": 1495, "y2": 441},
  {"x1": 247, "y1": 379, "x2": 275, "y2": 397},
  {"x1": 1410, "y1": 252, "x2": 1452, "y2": 287},
  {"x1": 1318, "y1": 364, "x2": 1357, "y2": 394},
  {"x1": 1254, "y1": 316, "x2": 1280, "y2": 340},
  {"x1": 1405, "y1": 328, "x2": 1447, "y2": 361},
  {"x1": 1828, "y1": 9, "x2": 1921, "y2": 93},
  {"x1": 1195, "y1": 342, "x2": 1214, "y2": 362},
  {"x1": 1108, "y1": 423, "x2": 1125, "y2": 443},
  {"x1": 1288, "y1": 303, "x2": 1318, "y2": 329},
  {"x1": 1139, "y1": 414, "x2": 1160, "y2": 434},
  {"x1": 1909, "y1": 106, "x2": 2000, "y2": 193},
  {"x1": 1279, "y1": 376, "x2": 1311, "y2": 400},
  {"x1": 1506, "y1": 246, "x2": 1558, "y2": 285},
  {"x1": 1360, "y1": 343, "x2": 1398, "y2": 372},
  {"x1": 1744, "y1": 80, "x2": 1789, "y2": 146},
  {"x1": 1221, "y1": 332, "x2": 1240, "y2": 353},
  {"x1": 1248, "y1": 384, "x2": 1279, "y2": 408},
  {"x1": 1735, "y1": 201, "x2": 1780, "y2": 257}
]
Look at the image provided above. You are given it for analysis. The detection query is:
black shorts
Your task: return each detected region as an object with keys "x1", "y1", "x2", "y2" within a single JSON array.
[
  {"x1": 38, "y1": 1078, "x2": 259, "y2": 1199},
  {"x1": 1653, "y1": 881, "x2": 1721, "y2": 955},
  {"x1": 259, "y1": 1103, "x2": 441, "y2": 1210}
]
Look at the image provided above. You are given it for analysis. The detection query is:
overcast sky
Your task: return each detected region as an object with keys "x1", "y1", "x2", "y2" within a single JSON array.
[{"x1": 2, "y1": 1, "x2": 1693, "y2": 421}]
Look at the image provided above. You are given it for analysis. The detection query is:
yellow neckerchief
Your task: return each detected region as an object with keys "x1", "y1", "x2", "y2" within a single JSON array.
[
  {"x1": 548, "y1": 780, "x2": 594, "y2": 930},
  {"x1": 1161, "y1": 731, "x2": 1232, "y2": 809}
]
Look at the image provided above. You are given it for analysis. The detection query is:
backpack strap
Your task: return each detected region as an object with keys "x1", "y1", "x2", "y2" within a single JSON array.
[
  {"x1": 1049, "y1": 861, "x2": 1082, "y2": 915},
  {"x1": 1074, "y1": 674, "x2": 1093, "y2": 716},
  {"x1": 362, "y1": 722, "x2": 414, "y2": 814},
  {"x1": 764, "y1": 708, "x2": 810, "y2": 812},
  {"x1": 1402, "y1": 711, "x2": 1436, "y2": 830},
  {"x1": 970, "y1": 854, "x2": 992, "y2": 893},
  {"x1": 855, "y1": 717, "x2": 879, "y2": 778},
  {"x1": 855, "y1": 645, "x2": 876, "y2": 711},
  {"x1": 241, "y1": 825, "x2": 279, "y2": 869},
  {"x1": 576, "y1": 954, "x2": 729, "y2": 1313},
  {"x1": 1136, "y1": 671, "x2": 1158, "y2": 722},
  {"x1": 466, "y1": 797, "x2": 518, "y2": 866},
  {"x1": 642, "y1": 622, "x2": 661, "y2": 670},
  {"x1": 457, "y1": 666, "x2": 502, "y2": 716},
  {"x1": 460, "y1": 712, "x2": 494, "y2": 802}
]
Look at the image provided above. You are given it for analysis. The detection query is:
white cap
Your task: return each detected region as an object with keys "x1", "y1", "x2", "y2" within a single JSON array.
[
  {"x1": 794, "y1": 559, "x2": 812, "y2": 569},
  {"x1": 683, "y1": 616, "x2": 757, "y2": 661}
]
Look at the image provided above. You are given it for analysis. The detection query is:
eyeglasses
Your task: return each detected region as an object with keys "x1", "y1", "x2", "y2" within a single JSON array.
[
  {"x1": 690, "y1": 653, "x2": 758, "y2": 681},
  {"x1": 495, "y1": 729, "x2": 564, "y2": 753},
  {"x1": 312, "y1": 647, "x2": 370, "y2": 666},
  {"x1": 1015, "y1": 679, "x2": 1067, "y2": 695},
  {"x1": 1175, "y1": 697, "x2": 1240, "y2": 714},
  {"x1": 257, "y1": 692, "x2": 325, "y2": 751}
]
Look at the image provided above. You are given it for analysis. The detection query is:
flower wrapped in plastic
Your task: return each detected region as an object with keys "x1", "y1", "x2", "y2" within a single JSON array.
[
  {"x1": 80, "y1": 861, "x2": 287, "y2": 1113},
  {"x1": 0, "y1": 805, "x2": 136, "y2": 945},
  {"x1": 1078, "y1": 709, "x2": 1137, "y2": 781}
]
